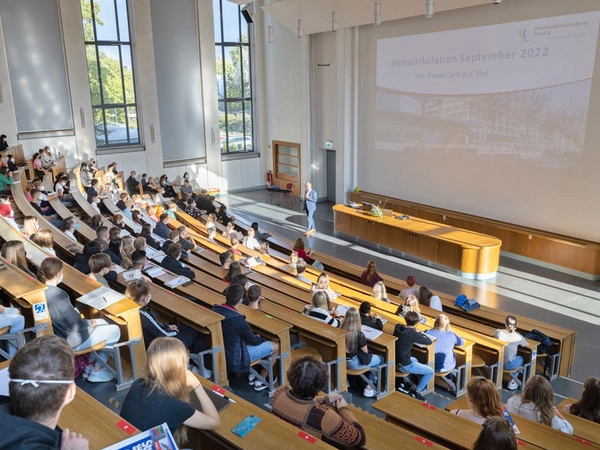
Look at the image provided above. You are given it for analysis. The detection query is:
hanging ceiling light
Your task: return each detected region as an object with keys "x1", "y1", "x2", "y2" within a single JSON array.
[
  {"x1": 374, "y1": 1, "x2": 381, "y2": 27},
  {"x1": 426, "y1": 0, "x2": 434, "y2": 19},
  {"x1": 268, "y1": 0, "x2": 274, "y2": 43},
  {"x1": 297, "y1": 18, "x2": 303, "y2": 38}
]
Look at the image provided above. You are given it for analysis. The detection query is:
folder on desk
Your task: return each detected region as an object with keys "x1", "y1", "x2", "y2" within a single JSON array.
[
  {"x1": 77, "y1": 287, "x2": 123, "y2": 310},
  {"x1": 362, "y1": 325, "x2": 383, "y2": 341},
  {"x1": 103, "y1": 422, "x2": 178, "y2": 450},
  {"x1": 164, "y1": 276, "x2": 191, "y2": 289}
]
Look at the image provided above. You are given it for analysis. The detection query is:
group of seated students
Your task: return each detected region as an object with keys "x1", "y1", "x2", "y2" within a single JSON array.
[{"x1": 2, "y1": 165, "x2": 600, "y2": 450}]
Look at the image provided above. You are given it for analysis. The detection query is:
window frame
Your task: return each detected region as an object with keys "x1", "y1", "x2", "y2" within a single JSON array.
[
  {"x1": 83, "y1": 0, "x2": 140, "y2": 149},
  {"x1": 214, "y1": 0, "x2": 255, "y2": 155}
]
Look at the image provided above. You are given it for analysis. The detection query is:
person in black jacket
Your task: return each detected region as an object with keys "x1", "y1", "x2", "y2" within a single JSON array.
[
  {"x1": 125, "y1": 171, "x2": 140, "y2": 196},
  {"x1": 161, "y1": 230, "x2": 188, "y2": 259},
  {"x1": 359, "y1": 301, "x2": 383, "y2": 331},
  {"x1": 0, "y1": 335, "x2": 89, "y2": 450},
  {"x1": 154, "y1": 213, "x2": 171, "y2": 240},
  {"x1": 138, "y1": 223, "x2": 161, "y2": 250},
  {"x1": 160, "y1": 243, "x2": 195, "y2": 279},
  {"x1": 115, "y1": 192, "x2": 129, "y2": 211},
  {"x1": 213, "y1": 284, "x2": 280, "y2": 391},
  {"x1": 393, "y1": 311, "x2": 434, "y2": 397}
]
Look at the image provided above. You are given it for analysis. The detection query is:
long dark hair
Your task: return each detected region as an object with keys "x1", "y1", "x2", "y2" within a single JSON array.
[
  {"x1": 418, "y1": 286, "x2": 433, "y2": 307},
  {"x1": 570, "y1": 377, "x2": 600, "y2": 423}
]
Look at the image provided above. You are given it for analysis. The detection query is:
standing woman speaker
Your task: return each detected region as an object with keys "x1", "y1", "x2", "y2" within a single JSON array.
[{"x1": 304, "y1": 182, "x2": 317, "y2": 236}]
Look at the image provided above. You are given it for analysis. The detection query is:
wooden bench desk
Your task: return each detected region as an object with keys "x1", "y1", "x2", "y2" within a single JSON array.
[
  {"x1": 70, "y1": 189, "x2": 115, "y2": 230},
  {"x1": 115, "y1": 273, "x2": 229, "y2": 387},
  {"x1": 373, "y1": 391, "x2": 543, "y2": 450},
  {"x1": 556, "y1": 398, "x2": 600, "y2": 445},
  {"x1": 0, "y1": 361, "x2": 139, "y2": 450},
  {"x1": 446, "y1": 396, "x2": 600, "y2": 449},
  {"x1": 48, "y1": 196, "x2": 97, "y2": 243},
  {"x1": 189, "y1": 374, "x2": 335, "y2": 450},
  {"x1": 347, "y1": 404, "x2": 449, "y2": 450}
]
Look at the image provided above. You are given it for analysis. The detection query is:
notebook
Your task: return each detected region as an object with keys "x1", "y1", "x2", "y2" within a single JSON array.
[{"x1": 189, "y1": 386, "x2": 230, "y2": 413}]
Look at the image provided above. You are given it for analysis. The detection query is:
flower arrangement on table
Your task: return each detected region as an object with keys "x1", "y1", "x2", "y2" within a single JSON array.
[{"x1": 369, "y1": 205, "x2": 383, "y2": 218}]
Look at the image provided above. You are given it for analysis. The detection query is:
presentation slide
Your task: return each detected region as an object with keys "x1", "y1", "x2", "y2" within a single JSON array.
[{"x1": 374, "y1": 11, "x2": 600, "y2": 169}]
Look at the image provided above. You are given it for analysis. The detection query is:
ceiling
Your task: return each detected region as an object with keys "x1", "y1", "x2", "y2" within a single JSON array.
[{"x1": 243, "y1": 0, "x2": 497, "y2": 36}]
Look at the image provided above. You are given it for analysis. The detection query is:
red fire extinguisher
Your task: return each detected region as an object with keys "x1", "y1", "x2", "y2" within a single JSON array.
[{"x1": 266, "y1": 170, "x2": 273, "y2": 186}]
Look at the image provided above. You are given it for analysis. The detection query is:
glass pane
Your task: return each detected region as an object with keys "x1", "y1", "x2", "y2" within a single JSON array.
[
  {"x1": 218, "y1": 101, "x2": 227, "y2": 151},
  {"x1": 105, "y1": 106, "x2": 127, "y2": 145},
  {"x1": 85, "y1": 45, "x2": 101, "y2": 105},
  {"x1": 215, "y1": 47, "x2": 224, "y2": 99},
  {"x1": 277, "y1": 164, "x2": 298, "y2": 177},
  {"x1": 240, "y1": 14, "x2": 249, "y2": 43},
  {"x1": 94, "y1": 0, "x2": 118, "y2": 41},
  {"x1": 93, "y1": 108, "x2": 107, "y2": 146},
  {"x1": 127, "y1": 106, "x2": 139, "y2": 143},
  {"x1": 278, "y1": 145, "x2": 298, "y2": 156},
  {"x1": 224, "y1": 46, "x2": 242, "y2": 99},
  {"x1": 243, "y1": 100, "x2": 252, "y2": 149},
  {"x1": 241, "y1": 45, "x2": 250, "y2": 98},
  {"x1": 213, "y1": 0, "x2": 222, "y2": 43},
  {"x1": 116, "y1": 0, "x2": 129, "y2": 41},
  {"x1": 81, "y1": 0, "x2": 95, "y2": 41},
  {"x1": 222, "y1": 0, "x2": 239, "y2": 42},
  {"x1": 226, "y1": 101, "x2": 243, "y2": 152},
  {"x1": 98, "y1": 46, "x2": 124, "y2": 104},
  {"x1": 278, "y1": 155, "x2": 297, "y2": 165},
  {"x1": 121, "y1": 45, "x2": 135, "y2": 103}
]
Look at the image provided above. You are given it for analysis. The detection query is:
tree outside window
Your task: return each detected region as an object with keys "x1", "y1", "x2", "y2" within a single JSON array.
[
  {"x1": 81, "y1": 0, "x2": 139, "y2": 148},
  {"x1": 214, "y1": 0, "x2": 254, "y2": 153}
]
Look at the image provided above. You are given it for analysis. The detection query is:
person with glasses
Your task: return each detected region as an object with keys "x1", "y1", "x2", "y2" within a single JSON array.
[{"x1": 494, "y1": 315, "x2": 528, "y2": 390}]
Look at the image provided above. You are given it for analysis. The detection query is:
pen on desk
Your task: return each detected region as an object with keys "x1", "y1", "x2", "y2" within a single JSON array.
[
  {"x1": 212, "y1": 390, "x2": 237, "y2": 403},
  {"x1": 102, "y1": 296, "x2": 107, "y2": 303}
]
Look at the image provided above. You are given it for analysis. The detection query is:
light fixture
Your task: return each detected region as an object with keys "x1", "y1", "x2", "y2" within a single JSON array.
[
  {"x1": 297, "y1": 19, "x2": 303, "y2": 38},
  {"x1": 492, "y1": 0, "x2": 501, "y2": 3},
  {"x1": 332, "y1": 11, "x2": 338, "y2": 32},
  {"x1": 374, "y1": 1, "x2": 381, "y2": 27},
  {"x1": 426, "y1": 0, "x2": 434, "y2": 19}
]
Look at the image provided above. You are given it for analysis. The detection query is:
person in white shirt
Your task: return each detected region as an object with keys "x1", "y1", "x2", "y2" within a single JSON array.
[
  {"x1": 493, "y1": 315, "x2": 528, "y2": 390},
  {"x1": 62, "y1": 216, "x2": 78, "y2": 242},
  {"x1": 399, "y1": 275, "x2": 420, "y2": 299},
  {"x1": 54, "y1": 176, "x2": 73, "y2": 207},
  {"x1": 507, "y1": 375, "x2": 573, "y2": 434},
  {"x1": 242, "y1": 227, "x2": 261, "y2": 251}
]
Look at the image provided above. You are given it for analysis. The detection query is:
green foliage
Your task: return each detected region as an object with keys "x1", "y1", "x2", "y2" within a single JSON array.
[{"x1": 81, "y1": 0, "x2": 102, "y2": 41}]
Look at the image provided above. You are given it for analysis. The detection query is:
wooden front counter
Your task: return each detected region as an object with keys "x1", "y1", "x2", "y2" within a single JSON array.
[{"x1": 333, "y1": 205, "x2": 501, "y2": 279}]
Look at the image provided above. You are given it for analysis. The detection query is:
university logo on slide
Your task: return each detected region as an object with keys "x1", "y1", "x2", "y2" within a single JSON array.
[{"x1": 519, "y1": 29, "x2": 533, "y2": 42}]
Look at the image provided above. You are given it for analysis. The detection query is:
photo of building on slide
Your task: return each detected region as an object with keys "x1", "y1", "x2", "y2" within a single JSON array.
[
  {"x1": 375, "y1": 80, "x2": 591, "y2": 169},
  {"x1": 375, "y1": 11, "x2": 600, "y2": 169}
]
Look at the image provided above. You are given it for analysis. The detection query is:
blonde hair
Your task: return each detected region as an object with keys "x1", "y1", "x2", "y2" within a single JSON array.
[
  {"x1": 405, "y1": 295, "x2": 421, "y2": 314},
  {"x1": 340, "y1": 307, "x2": 362, "y2": 353},
  {"x1": 433, "y1": 314, "x2": 452, "y2": 332},
  {"x1": 467, "y1": 377, "x2": 504, "y2": 419},
  {"x1": 32, "y1": 229, "x2": 54, "y2": 249},
  {"x1": 309, "y1": 291, "x2": 329, "y2": 311},
  {"x1": 120, "y1": 242, "x2": 135, "y2": 270},
  {"x1": 22, "y1": 216, "x2": 39, "y2": 237},
  {"x1": 2, "y1": 240, "x2": 28, "y2": 270},
  {"x1": 146, "y1": 337, "x2": 190, "y2": 445},
  {"x1": 315, "y1": 273, "x2": 330, "y2": 290},
  {"x1": 126, "y1": 279, "x2": 151, "y2": 305},
  {"x1": 520, "y1": 375, "x2": 556, "y2": 427},
  {"x1": 372, "y1": 281, "x2": 387, "y2": 300}
]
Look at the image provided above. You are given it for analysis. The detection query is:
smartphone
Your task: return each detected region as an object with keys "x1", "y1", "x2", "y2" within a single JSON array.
[{"x1": 232, "y1": 414, "x2": 261, "y2": 437}]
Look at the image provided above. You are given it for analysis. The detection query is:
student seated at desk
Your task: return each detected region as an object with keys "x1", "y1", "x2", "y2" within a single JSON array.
[
  {"x1": 251, "y1": 221, "x2": 272, "y2": 243},
  {"x1": 32, "y1": 229, "x2": 56, "y2": 257},
  {"x1": 86, "y1": 179, "x2": 102, "y2": 204},
  {"x1": 294, "y1": 258, "x2": 312, "y2": 285},
  {"x1": 79, "y1": 162, "x2": 92, "y2": 191},
  {"x1": 87, "y1": 253, "x2": 117, "y2": 288},
  {"x1": 220, "y1": 250, "x2": 234, "y2": 271},
  {"x1": 54, "y1": 176, "x2": 73, "y2": 207},
  {"x1": 89, "y1": 214, "x2": 102, "y2": 232},
  {"x1": 361, "y1": 260, "x2": 383, "y2": 288},
  {"x1": 473, "y1": 417, "x2": 517, "y2": 450},
  {"x1": 0, "y1": 335, "x2": 89, "y2": 450},
  {"x1": 104, "y1": 238, "x2": 123, "y2": 266},
  {"x1": 293, "y1": 238, "x2": 313, "y2": 262},
  {"x1": 494, "y1": 315, "x2": 528, "y2": 391},
  {"x1": 507, "y1": 375, "x2": 573, "y2": 434},
  {"x1": 2, "y1": 240, "x2": 37, "y2": 279},
  {"x1": 271, "y1": 355, "x2": 366, "y2": 448},
  {"x1": 120, "y1": 337, "x2": 220, "y2": 447},
  {"x1": 562, "y1": 377, "x2": 600, "y2": 423},
  {"x1": 39, "y1": 257, "x2": 121, "y2": 383},
  {"x1": 0, "y1": 166, "x2": 14, "y2": 195},
  {"x1": 303, "y1": 291, "x2": 341, "y2": 327},
  {"x1": 393, "y1": 311, "x2": 434, "y2": 401},
  {"x1": 359, "y1": 302, "x2": 383, "y2": 331},
  {"x1": 418, "y1": 286, "x2": 443, "y2": 312},
  {"x1": 242, "y1": 227, "x2": 261, "y2": 251},
  {"x1": 154, "y1": 213, "x2": 171, "y2": 240},
  {"x1": 0, "y1": 303, "x2": 25, "y2": 357},
  {"x1": 372, "y1": 281, "x2": 390, "y2": 304},
  {"x1": 399, "y1": 275, "x2": 419, "y2": 299},
  {"x1": 224, "y1": 274, "x2": 250, "y2": 305},
  {"x1": 342, "y1": 307, "x2": 384, "y2": 398},
  {"x1": 21, "y1": 216, "x2": 39, "y2": 240},
  {"x1": 162, "y1": 230, "x2": 188, "y2": 259},
  {"x1": 74, "y1": 241, "x2": 116, "y2": 284},
  {"x1": 160, "y1": 243, "x2": 195, "y2": 279},
  {"x1": 30, "y1": 189, "x2": 62, "y2": 228},
  {"x1": 425, "y1": 314, "x2": 464, "y2": 373},
  {"x1": 62, "y1": 217, "x2": 78, "y2": 242},
  {"x1": 310, "y1": 273, "x2": 339, "y2": 303},
  {"x1": 396, "y1": 295, "x2": 427, "y2": 325},
  {"x1": 213, "y1": 284, "x2": 280, "y2": 392},
  {"x1": 138, "y1": 223, "x2": 161, "y2": 251},
  {"x1": 449, "y1": 377, "x2": 503, "y2": 425},
  {"x1": 125, "y1": 280, "x2": 211, "y2": 377},
  {"x1": 91, "y1": 226, "x2": 110, "y2": 252},
  {"x1": 244, "y1": 284, "x2": 263, "y2": 310}
]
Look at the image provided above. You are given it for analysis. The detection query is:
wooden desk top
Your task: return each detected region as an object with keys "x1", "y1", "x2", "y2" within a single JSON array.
[{"x1": 333, "y1": 205, "x2": 502, "y2": 249}]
